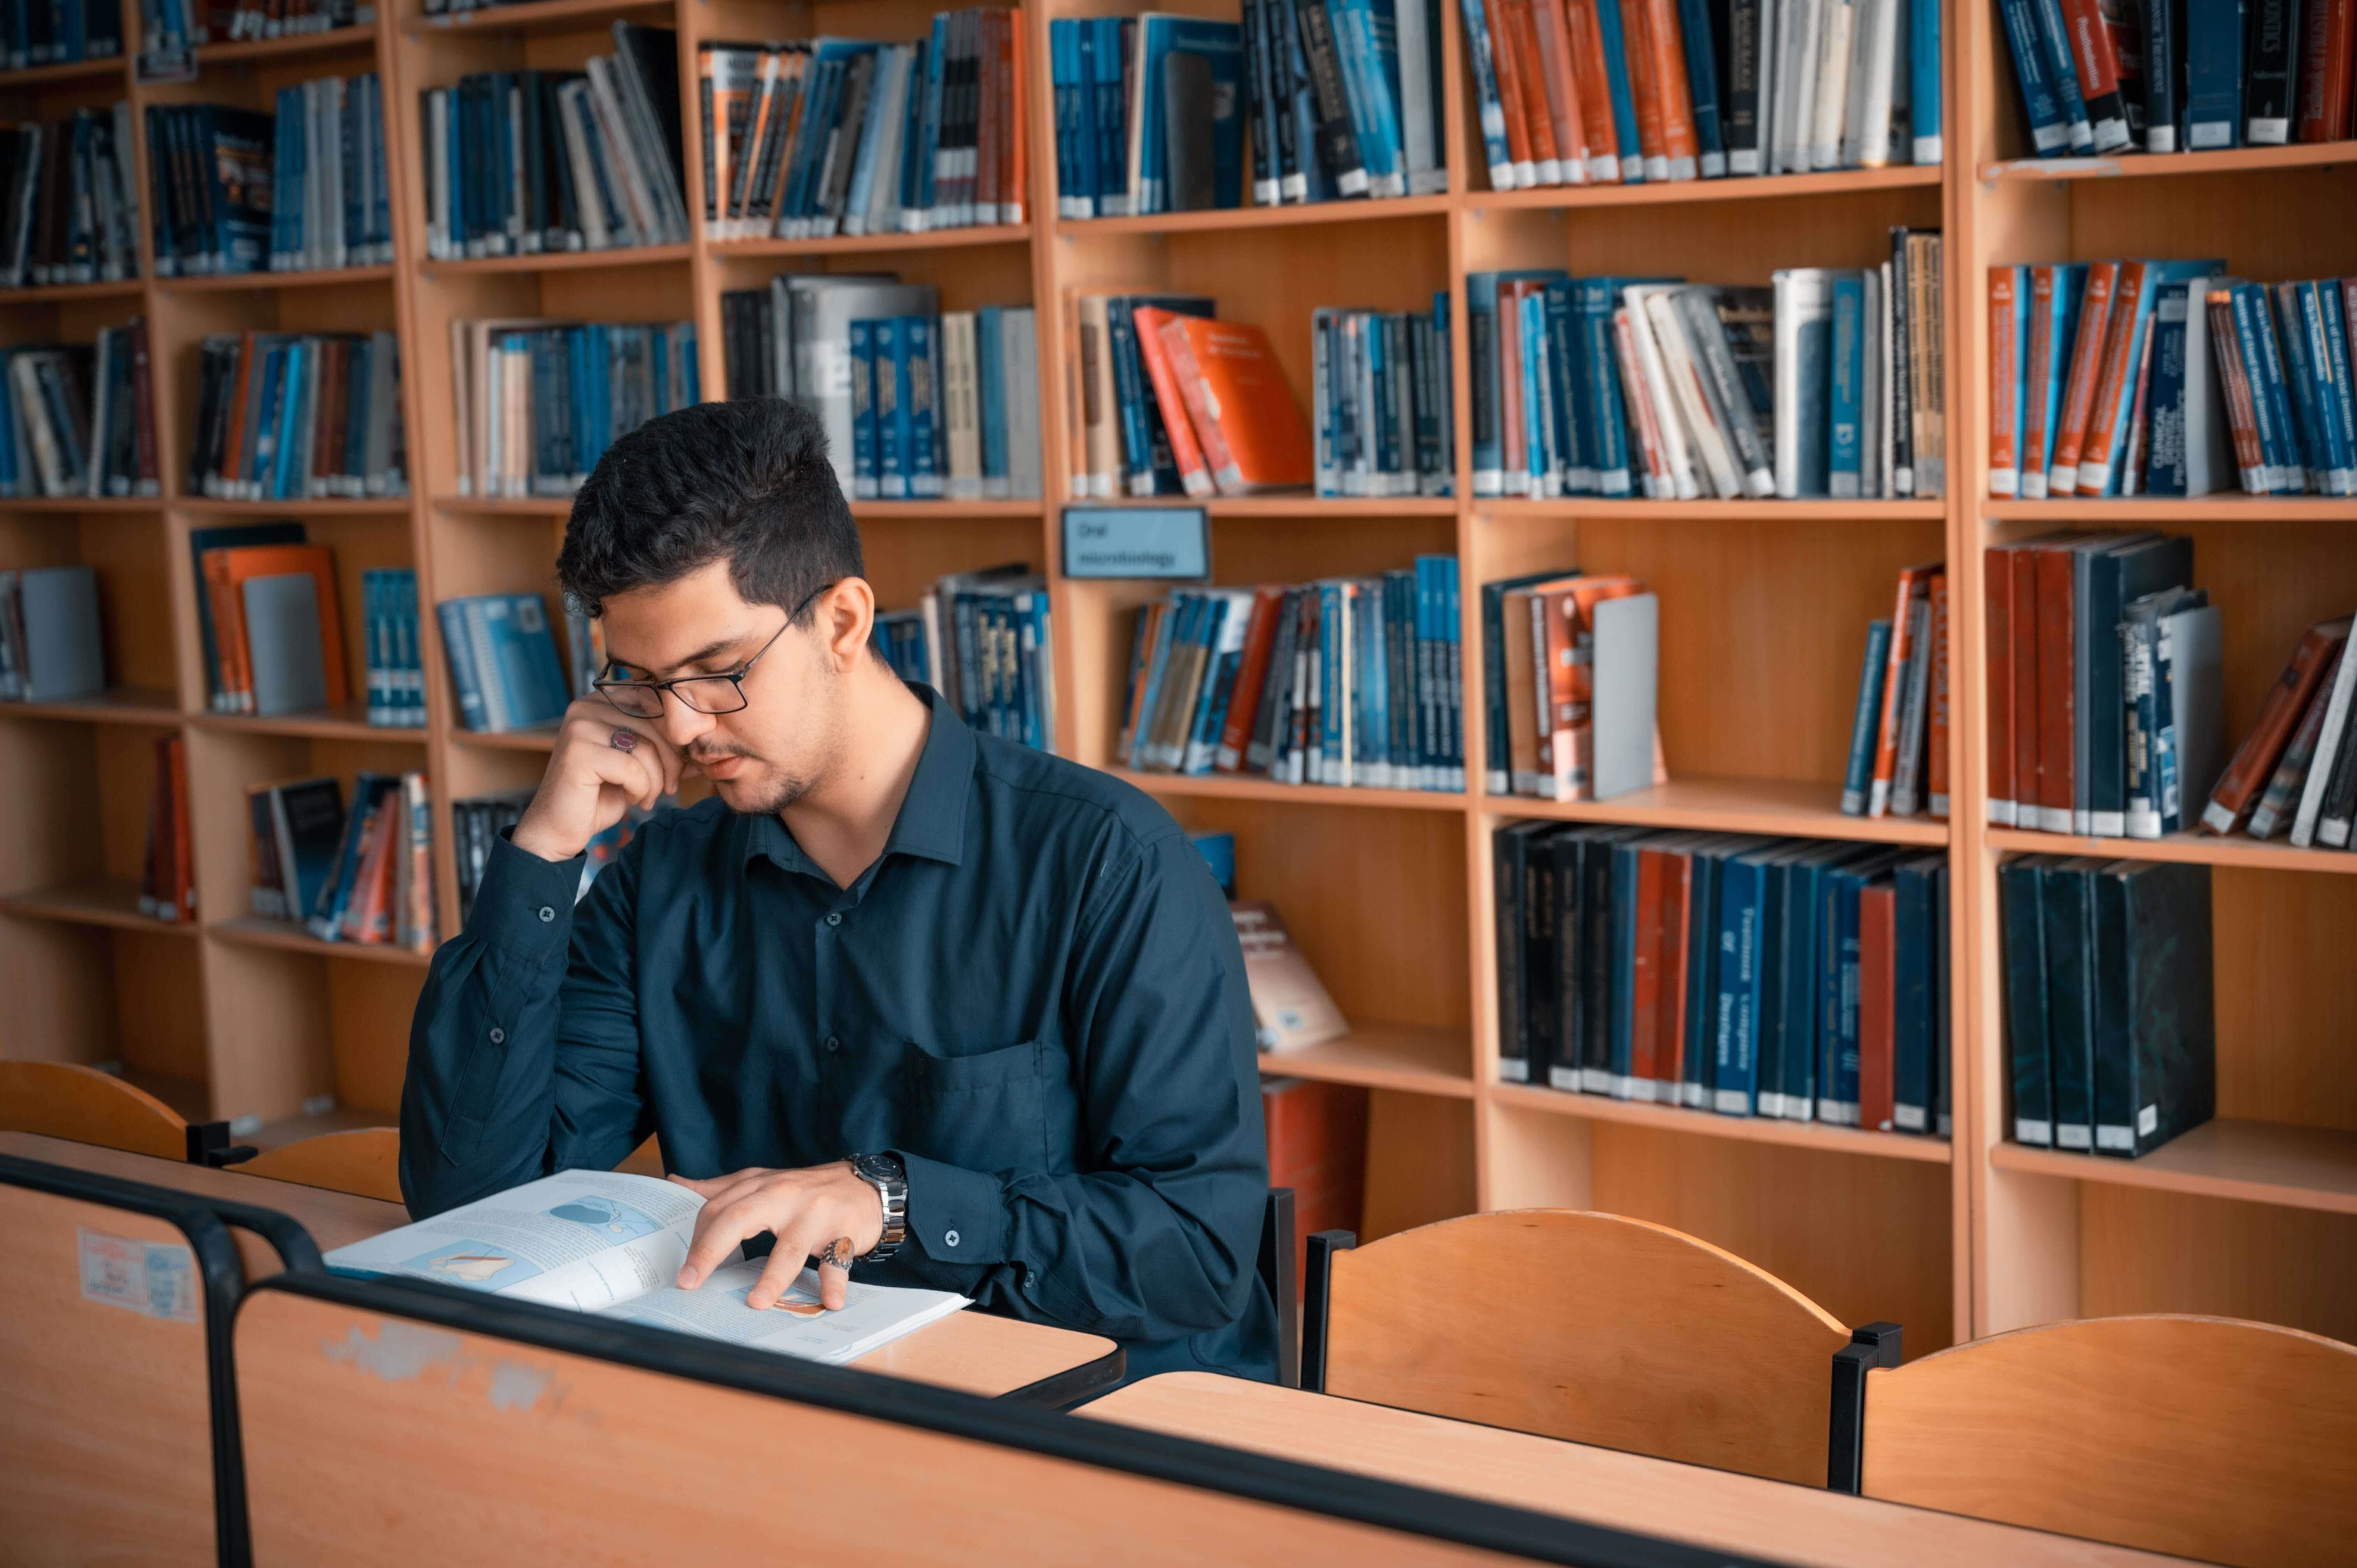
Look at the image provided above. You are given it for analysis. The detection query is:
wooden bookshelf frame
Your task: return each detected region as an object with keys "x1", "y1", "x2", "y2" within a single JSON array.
[{"x1": 0, "y1": 0, "x2": 2348, "y2": 1353}]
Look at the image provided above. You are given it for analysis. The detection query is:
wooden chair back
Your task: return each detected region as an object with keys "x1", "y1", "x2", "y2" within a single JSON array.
[
  {"x1": 1258, "y1": 1187, "x2": 1299, "y2": 1387},
  {"x1": 1861, "y1": 1313, "x2": 2357, "y2": 1568},
  {"x1": 0, "y1": 1061, "x2": 189, "y2": 1162},
  {"x1": 1305, "y1": 1210, "x2": 1853, "y2": 1485},
  {"x1": 235, "y1": 1275, "x2": 1725, "y2": 1568},
  {"x1": 237, "y1": 1128, "x2": 405, "y2": 1202}
]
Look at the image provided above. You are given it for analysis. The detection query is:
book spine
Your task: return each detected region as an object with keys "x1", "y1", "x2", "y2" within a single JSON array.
[
  {"x1": 1989, "y1": 266, "x2": 2024, "y2": 496},
  {"x1": 2058, "y1": 0, "x2": 2134, "y2": 148},
  {"x1": 2296, "y1": 0, "x2": 2355, "y2": 140},
  {"x1": 2203, "y1": 623, "x2": 2346, "y2": 832},
  {"x1": 1841, "y1": 619, "x2": 1893, "y2": 814},
  {"x1": 1986, "y1": 546, "x2": 2019, "y2": 825},
  {"x1": 1460, "y1": 0, "x2": 1520, "y2": 187},
  {"x1": 2184, "y1": 0, "x2": 2245, "y2": 146},
  {"x1": 2244, "y1": 0, "x2": 2302, "y2": 141}
]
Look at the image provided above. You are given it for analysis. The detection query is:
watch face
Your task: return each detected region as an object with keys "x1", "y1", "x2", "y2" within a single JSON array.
[{"x1": 862, "y1": 1153, "x2": 906, "y2": 1183}]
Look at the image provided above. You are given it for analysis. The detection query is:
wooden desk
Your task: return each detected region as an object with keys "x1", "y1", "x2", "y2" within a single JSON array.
[
  {"x1": 1081, "y1": 1373, "x2": 2206, "y2": 1568},
  {"x1": 0, "y1": 1131, "x2": 1120, "y2": 1404}
]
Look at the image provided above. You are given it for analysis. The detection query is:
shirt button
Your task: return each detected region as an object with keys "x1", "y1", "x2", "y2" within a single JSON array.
[
  {"x1": 823, "y1": 1035, "x2": 841, "y2": 1053},
  {"x1": 488, "y1": 1027, "x2": 506, "y2": 1045},
  {"x1": 944, "y1": 1230, "x2": 959, "y2": 1248},
  {"x1": 537, "y1": 906, "x2": 555, "y2": 923},
  {"x1": 825, "y1": 912, "x2": 842, "y2": 927}
]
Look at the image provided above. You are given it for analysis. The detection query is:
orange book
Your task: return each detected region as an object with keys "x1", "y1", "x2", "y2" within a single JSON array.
[
  {"x1": 1215, "y1": 587, "x2": 1288, "y2": 772},
  {"x1": 1564, "y1": 0, "x2": 1624, "y2": 181},
  {"x1": 1927, "y1": 570, "x2": 1951, "y2": 821},
  {"x1": 1152, "y1": 315, "x2": 1313, "y2": 493},
  {"x1": 216, "y1": 331, "x2": 259, "y2": 495},
  {"x1": 1985, "y1": 545, "x2": 2016, "y2": 824},
  {"x1": 975, "y1": 10, "x2": 1002, "y2": 221},
  {"x1": 1621, "y1": 0, "x2": 1668, "y2": 178},
  {"x1": 2073, "y1": 260, "x2": 2151, "y2": 493},
  {"x1": 219, "y1": 544, "x2": 350, "y2": 709},
  {"x1": 1540, "y1": 576, "x2": 1647, "y2": 800},
  {"x1": 1627, "y1": 843, "x2": 1666, "y2": 1093},
  {"x1": 1988, "y1": 268, "x2": 2021, "y2": 494},
  {"x1": 1654, "y1": 843, "x2": 1692, "y2": 1089},
  {"x1": 2047, "y1": 261, "x2": 2118, "y2": 494},
  {"x1": 1868, "y1": 563, "x2": 1938, "y2": 817},
  {"x1": 1118, "y1": 600, "x2": 1167, "y2": 759},
  {"x1": 402, "y1": 772, "x2": 435, "y2": 953},
  {"x1": 341, "y1": 797, "x2": 399, "y2": 944},
  {"x1": 201, "y1": 548, "x2": 252, "y2": 712},
  {"x1": 1530, "y1": 0, "x2": 1590, "y2": 181},
  {"x1": 2206, "y1": 288, "x2": 2270, "y2": 491},
  {"x1": 1498, "y1": 280, "x2": 1531, "y2": 489},
  {"x1": 1261, "y1": 1077, "x2": 1368, "y2": 1287},
  {"x1": 2296, "y1": 0, "x2": 2355, "y2": 142},
  {"x1": 168, "y1": 735, "x2": 193, "y2": 919},
  {"x1": 1640, "y1": 0, "x2": 1700, "y2": 178},
  {"x1": 2203, "y1": 618, "x2": 2353, "y2": 833},
  {"x1": 1858, "y1": 882, "x2": 1898, "y2": 1131},
  {"x1": 1484, "y1": 0, "x2": 1538, "y2": 180},
  {"x1": 1504, "y1": 0, "x2": 1565, "y2": 180},
  {"x1": 1130, "y1": 307, "x2": 1217, "y2": 496},
  {"x1": 1610, "y1": 305, "x2": 1670, "y2": 491}
]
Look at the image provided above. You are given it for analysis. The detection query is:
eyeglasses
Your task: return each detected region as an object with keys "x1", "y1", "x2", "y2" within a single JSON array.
[{"x1": 590, "y1": 582, "x2": 837, "y2": 719}]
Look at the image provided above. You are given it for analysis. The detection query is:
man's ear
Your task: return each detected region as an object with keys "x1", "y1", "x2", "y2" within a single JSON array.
[{"x1": 818, "y1": 577, "x2": 878, "y2": 673}]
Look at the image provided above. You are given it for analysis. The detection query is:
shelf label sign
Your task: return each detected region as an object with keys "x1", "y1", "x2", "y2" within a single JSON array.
[{"x1": 1061, "y1": 506, "x2": 1210, "y2": 580}]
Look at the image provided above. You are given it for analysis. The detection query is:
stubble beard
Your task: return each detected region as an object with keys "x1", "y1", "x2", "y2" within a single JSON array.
[{"x1": 708, "y1": 759, "x2": 816, "y2": 817}]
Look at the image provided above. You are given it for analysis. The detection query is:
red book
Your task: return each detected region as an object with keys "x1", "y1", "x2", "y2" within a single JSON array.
[
  {"x1": 1262, "y1": 1078, "x2": 1368, "y2": 1285},
  {"x1": 2048, "y1": 261, "x2": 2118, "y2": 493},
  {"x1": 1989, "y1": 268, "x2": 2022, "y2": 495},
  {"x1": 1484, "y1": 0, "x2": 1539, "y2": 181},
  {"x1": 1214, "y1": 587, "x2": 1287, "y2": 772},
  {"x1": 1130, "y1": 307, "x2": 1216, "y2": 498},
  {"x1": 2021, "y1": 266, "x2": 2064, "y2": 494},
  {"x1": 1627, "y1": 844, "x2": 1666, "y2": 1094},
  {"x1": 2203, "y1": 618, "x2": 2354, "y2": 833},
  {"x1": 1927, "y1": 572, "x2": 1951, "y2": 820},
  {"x1": 2057, "y1": 0, "x2": 2131, "y2": 147},
  {"x1": 2207, "y1": 288, "x2": 2270, "y2": 493},
  {"x1": 1503, "y1": 0, "x2": 1564, "y2": 178},
  {"x1": 1986, "y1": 546, "x2": 2018, "y2": 826},
  {"x1": 1641, "y1": 0, "x2": 1700, "y2": 178},
  {"x1": 1498, "y1": 281, "x2": 1533, "y2": 489},
  {"x1": 2013, "y1": 542, "x2": 2045, "y2": 827},
  {"x1": 2074, "y1": 259, "x2": 2153, "y2": 492},
  {"x1": 1564, "y1": 0, "x2": 1625, "y2": 180},
  {"x1": 1530, "y1": 0, "x2": 1590, "y2": 180},
  {"x1": 2296, "y1": 0, "x2": 2355, "y2": 141},
  {"x1": 2034, "y1": 538, "x2": 2081, "y2": 833},
  {"x1": 1869, "y1": 565, "x2": 1937, "y2": 816},
  {"x1": 1621, "y1": 0, "x2": 1667, "y2": 176},
  {"x1": 1654, "y1": 846, "x2": 1692, "y2": 1089},
  {"x1": 1857, "y1": 881, "x2": 1898, "y2": 1132}
]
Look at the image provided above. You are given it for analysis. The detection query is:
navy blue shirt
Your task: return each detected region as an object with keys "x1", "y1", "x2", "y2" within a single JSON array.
[{"x1": 400, "y1": 686, "x2": 1276, "y2": 1383}]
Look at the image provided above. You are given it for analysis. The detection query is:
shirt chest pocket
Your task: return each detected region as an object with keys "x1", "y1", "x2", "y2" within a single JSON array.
[{"x1": 896, "y1": 1039, "x2": 1068, "y2": 1176}]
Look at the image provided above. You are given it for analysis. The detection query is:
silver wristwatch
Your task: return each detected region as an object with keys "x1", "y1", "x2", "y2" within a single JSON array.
[{"x1": 845, "y1": 1152, "x2": 908, "y2": 1263}]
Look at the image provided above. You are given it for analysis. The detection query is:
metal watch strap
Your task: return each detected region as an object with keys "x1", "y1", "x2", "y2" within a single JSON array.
[{"x1": 848, "y1": 1153, "x2": 907, "y2": 1263}]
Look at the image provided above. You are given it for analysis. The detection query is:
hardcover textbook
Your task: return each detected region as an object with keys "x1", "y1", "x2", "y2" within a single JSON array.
[{"x1": 325, "y1": 1171, "x2": 969, "y2": 1366}]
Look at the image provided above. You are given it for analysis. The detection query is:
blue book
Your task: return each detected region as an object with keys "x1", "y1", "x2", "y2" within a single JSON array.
[
  {"x1": 437, "y1": 598, "x2": 489, "y2": 731},
  {"x1": 2030, "y1": 263, "x2": 2087, "y2": 496},
  {"x1": 874, "y1": 317, "x2": 907, "y2": 498},
  {"x1": 2231, "y1": 283, "x2": 2301, "y2": 491},
  {"x1": 308, "y1": 774, "x2": 399, "y2": 940},
  {"x1": 2142, "y1": 282, "x2": 2201, "y2": 495},
  {"x1": 1315, "y1": 581, "x2": 1343, "y2": 780},
  {"x1": 1277, "y1": 0, "x2": 1332, "y2": 200},
  {"x1": 848, "y1": 320, "x2": 878, "y2": 500},
  {"x1": 1777, "y1": 846, "x2": 1859, "y2": 1119},
  {"x1": 1674, "y1": 0, "x2": 1726, "y2": 175},
  {"x1": 906, "y1": 314, "x2": 940, "y2": 497},
  {"x1": 1751, "y1": 846, "x2": 1800, "y2": 1117},
  {"x1": 1909, "y1": 0, "x2": 1943, "y2": 162},
  {"x1": 1355, "y1": 580, "x2": 1389, "y2": 782},
  {"x1": 1441, "y1": 554, "x2": 1462, "y2": 787},
  {"x1": 1182, "y1": 592, "x2": 1241, "y2": 773},
  {"x1": 1464, "y1": 269, "x2": 1566, "y2": 494},
  {"x1": 477, "y1": 593, "x2": 569, "y2": 729},
  {"x1": 2295, "y1": 281, "x2": 2357, "y2": 494},
  {"x1": 1680, "y1": 841, "x2": 1724, "y2": 1108},
  {"x1": 1128, "y1": 598, "x2": 1185, "y2": 768},
  {"x1": 1091, "y1": 18, "x2": 1131, "y2": 215},
  {"x1": 1608, "y1": 834, "x2": 1646, "y2": 1095},
  {"x1": 1841, "y1": 620, "x2": 1893, "y2": 814},
  {"x1": 2041, "y1": 859, "x2": 2099, "y2": 1151},
  {"x1": 2183, "y1": 0, "x2": 2244, "y2": 149},
  {"x1": 1134, "y1": 15, "x2": 1246, "y2": 213},
  {"x1": 1828, "y1": 272, "x2": 1866, "y2": 496},
  {"x1": 1051, "y1": 22, "x2": 1079, "y2": 215},
  {"x1": 1331, "y1": 0, "x2": 1406, "y2": 196},
  {"x1": 2316, "y1": 282, "x2": 2357, "y2": 496},
  {"x1": 842, "y1": 46, "x2": 905, "y2": 233},
  {"x1": 976, "y1": 306, "x2": 1009, "y2": 494},
  {"x1": 1591, "y1": 0, "x2": 1646, "y2": 180},
  {"x1": 913, "y1": 18, "x2": 947, "y2": 219},
  {"x1": 2081, "y1": 260, "x2": 2222, "y2": 496},
  {"x1": 2270, "y1": 284, "x2": 2330, "y2": 491},
  {"x1": 1457, "y1": 0, "x2": 1516, "y2": 188},
  {"x1": 1540, "y1": 281, "x2": 1586, "y2": 493},
  {"x1": 1891, "y1": 853, "x2": 1944, "y2": 1133},
  {"x1": 1712, "y1": 847, "x2": 1772, "y2": 1114},
  {"x1": 1518, "y1": 292, "x2": 1548, "y2": 492},
  {"x1": 2030, "y1": 0, "x2": 2098, "y2": 150}
]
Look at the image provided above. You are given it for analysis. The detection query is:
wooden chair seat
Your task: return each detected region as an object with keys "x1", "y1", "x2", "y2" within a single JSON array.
[
  {"x1": 1305, "y1": 1209, "x2": 1859, "y2": 1486},
  {"x1": 1861, "y1": 1313, "x2": 2357, "y2": 1568},
  {"x1": 237, "y1": 1128, "x2": 404, "y2": 1202},
  {"x1": 0, "y1": 1061, "x2": 189, "y2": 1162}
]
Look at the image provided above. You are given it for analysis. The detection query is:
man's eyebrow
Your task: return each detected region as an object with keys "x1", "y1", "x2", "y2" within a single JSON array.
[{"x1": 604, "y1": 633, "x2": 750, "y2": 677}]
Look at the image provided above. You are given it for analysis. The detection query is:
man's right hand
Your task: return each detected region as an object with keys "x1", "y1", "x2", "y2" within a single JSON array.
[{"x1": 510, "y1": 699, "x2": 687, "y2": 862}]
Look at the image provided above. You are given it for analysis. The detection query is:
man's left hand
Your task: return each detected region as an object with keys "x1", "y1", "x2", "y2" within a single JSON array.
[{"x1": 669, "y1": 1164, "x2": 884, "y2": 1310}]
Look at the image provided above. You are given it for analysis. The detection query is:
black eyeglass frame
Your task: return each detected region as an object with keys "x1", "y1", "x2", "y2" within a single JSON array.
[{"x1": 590, "y1": 580, "x2": 839, "y2": 718}]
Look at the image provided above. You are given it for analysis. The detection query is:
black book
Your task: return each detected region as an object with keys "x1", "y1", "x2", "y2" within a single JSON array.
[
  {"x1": 2242, "y1": 0, "x2": 2303, "y2": 143},
  {"x1": 2041, "y1": 857, "x2": 2108, "y2": 1153},
  {"x1": 820, "y1": 49, "x2": 877, "y2": 230},
  {"x1": 1723, "y1": 0, "x2": 1765, "y2": 172},
  {"x1": 2000, "y1": 854, "x2": 2057, "y2": 1146},
  {"x1": 1289, "y1": 0, "x2": 1366, "y2": 198},
  {"x1": 1492, "y1": 821, "x2": 1541, "y2": 1084},
  {"x1": 2087, "y1": 532, "x2": 2190, "y2": 837},
  {"x1": 1240, "y1": 0, "x2": 1276, "y2": 203},
  {"x1": 519, "y1": 71, "x2": 550, "y2": 250},
  {"x1": 2141, "y1": 0, "x2": 2184, "y2": 149},
  {"x1": 1888, "y1": 228, "x2": 1916, "y2": 494},
  {"x1": 2090, "y1": 860, "x2": 2215, "y2": 1158},
  {"x1": 540, "y1": 72, "x2": 583, "y2": 247},
  {"x1": 2312, "y1": 683, "x2": 2357, "y2": 846},
  {"x1": 1523, "y1": 825, "x2": 1565, "y2": 1087},
  {"x1": 1581, "y1": 826, "x2": 1653, "y2": 1091},
  {"x1": 1680, "y1": 836, "x2": 1722, "y2": 1109},
  {"x1": 1933, "y1": 860, "x2": 1951, "y2": 1137}
]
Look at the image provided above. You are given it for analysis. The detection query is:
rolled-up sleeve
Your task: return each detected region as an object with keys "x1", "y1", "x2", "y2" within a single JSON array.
[
  {"x1": 888, "y1": 829, "x2": 1267, "y2": 1346},
  {"x1": 398, "y1": 833, "x2": 649, "y2": 1217}
]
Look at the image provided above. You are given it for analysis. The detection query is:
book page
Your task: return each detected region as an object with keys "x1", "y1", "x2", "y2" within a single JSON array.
[
  {"x1": 602, "y1": 1261, "x2": 970, "y2": 1366},
  {"x1": 323, "y1": 1171, "x2": 726, "y2": 1313}
]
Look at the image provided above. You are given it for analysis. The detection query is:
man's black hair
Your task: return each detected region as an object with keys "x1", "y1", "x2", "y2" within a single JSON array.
[{"x1": 557, "y1": 398, "x2": 862, "y2": 623}]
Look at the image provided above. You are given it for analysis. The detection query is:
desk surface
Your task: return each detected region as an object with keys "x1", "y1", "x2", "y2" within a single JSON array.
[
  {"x1": 1081, "y1": 1373, "x2": 2203, "y2": 1568},
  {"x1": 0, "y1": 1131, "x2": 1118, "y2": 1403}
]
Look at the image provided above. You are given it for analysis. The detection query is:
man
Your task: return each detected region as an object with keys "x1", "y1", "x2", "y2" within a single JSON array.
[{"x1": 401, "y1": 399, "x2": 1276, "y2": 1383}]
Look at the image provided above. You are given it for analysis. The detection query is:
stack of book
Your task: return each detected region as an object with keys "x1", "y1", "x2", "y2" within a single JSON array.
[
  {"x1": 210, "y1": 0, "x2": 370, "y2": 39},
  {"x1": 1462, "y1": 0, "x2": 1942, "y2": 188},
  {"x1": 2200, "y1": 614, "x2": 2357, "y2": 849},
  {"x1": 1068, "y1": 294, "x2": 1315, "y2": 497},
  {"x1": 363, "y1": 567, "x2": 424, "y2": 729},
  {"x1": 437, "y1": 592, "x2": 571, "y2": 735},
  {"x1": 1237, "y1": 901, "x2": 1350, "y2": 1049},
  {"x1": 869, "y1": 563, "x2": 1056, "y2": 753},
  {"x1": 1262, "y1": 1077, "x2": 1367, "y2": 1282},
  {"x1": 2000, "y1": 856, "x2": 2212, "y2": 1155},
  {"x1": 452, "y1": 788, "x2": 650, "y2": 922},
  {"x1": 1113, "y1": 560, "x2": 1465, "y2": 792},
  {"x1": 719, "y1": 274, "x2": 924, "y2": 494},
  {"x1": 250, "y1": 772, "x2": 436, "y2": 954},
  {"x1": 1480, "y1": 568, "x2": 1663, "y2": 802},
  {"x1": 1053, "y1": 5, "x2": 1447, "y2": 217},
  {"x1": 1312, "y1": 301, "x2": 1456, "y2": 496},
  {"x1": 1495, "y1": 824, "x2": 1951, "y2": 1133},
  {"x1": 448, "y1": 318, "x2": 699, "y2": 499},
  {"x1": 0, "y1": 563, "x2": 104, "y2": 702},
  {"x1": 146, "y1": 105, "x2": 275, "y2": 276},
  {"x1": 721, "y1": 297, "x2": 1043, "y2": 502},
  {"x1": 188, "y1": 332, "x2": 406, "y2": 500},
  {"x1": 2, "y1": 321, "x2": 159, "y2": 498},
  {"x1": 1469, "y1": 236, "x2": 1946, "y2": 500},
  {"x1": 4, "y1": 0, "x2": 123, "y2": 65},
  {"x1": 1839, "y1": 561, "x2": 1948, "y2": 821},
  {"x1": 697, "y1": 12, "x2": 1026, "y2": 241},
  {"x1": 1995, "y1": 0, "x2": 2352, "y2": 156},
  {"x1": 267, "y1": 75, "x2": 392, "y2": 273},
  {"x1": 2, "y1": 108, "x2": 141, "y2": 288},
  {"x1": 138, "y1": 735, "x2": 194, "y2": 924},
  {"x1": 1989, "y1": 265, "x2": 2357, "y2": 499},
  {"x1": 192, "y1": 532, "x2": 346, "y2": 717},
  {"x1": 424, "y1": 28, "x2": 695, "y2": 259},
  {"x1": 1985, "y1": 531, "x2": 2220, "y2": 841}
]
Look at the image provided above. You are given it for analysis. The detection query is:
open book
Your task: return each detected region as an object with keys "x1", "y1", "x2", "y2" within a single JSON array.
[{"x1": 323, "y1": 1171, "x2": 968, "y2": 1367}]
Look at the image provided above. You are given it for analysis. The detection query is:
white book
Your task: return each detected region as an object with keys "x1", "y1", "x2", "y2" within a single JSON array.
[
  {"x1": 1003, "y1": 307, "x2": 1042, "y2": 500},
  {"x1": 1770, "y1": 268, "x2": 1836, "y2": 496},
  {"x1": 1398, "y1": 0, "x2": 1445, "y2": 193},
  {"x1": 942, "y1": 311, "x2": 983, "y2": 500},
  {"x1": 1809, "y1": 0, "x2": 1859, "y2": 168},
  {"x1": 323, "y1": 1171, "x2": 969, "y2": 1367},
  {"x1": 1642, "y1": 292, "x2": 1743, "y2": 498},
  {"x1": 854, "y1": 46, "x2": 914, "y2": 237},
  {"x1": 1840, "y1": 0, "x2": 1899, "y2": 167},
  {"x1": 1860, "y1": 266, "x2": 1885, "y2": 498},
  {"x1": 427, "y1": 91, "x2": 452, "y2": 259},
  {"x1": 584, "y1": 56, "x2": 662, "y2": 245},
  {"x1": 1624, "y1": 287, "x2": 1703, "y2": 499},
  {"x1": 2289, "y1": 637, "x2": 2357, "y2": 846}
]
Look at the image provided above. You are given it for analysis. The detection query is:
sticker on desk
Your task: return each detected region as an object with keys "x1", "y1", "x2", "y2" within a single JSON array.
[{"x1": 78, "y1": 1227, "x2": 200, "y2": 1323}]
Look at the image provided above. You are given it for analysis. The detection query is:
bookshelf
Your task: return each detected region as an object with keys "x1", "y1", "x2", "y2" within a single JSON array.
[{"x1": 0, "y1": 0, "x2": 2346, "y2": 1360}]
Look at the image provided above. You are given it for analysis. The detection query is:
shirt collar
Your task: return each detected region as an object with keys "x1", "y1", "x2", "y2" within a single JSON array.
[{"x1": 739, "y1": 683, "x2": 972, "y2": 876}]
